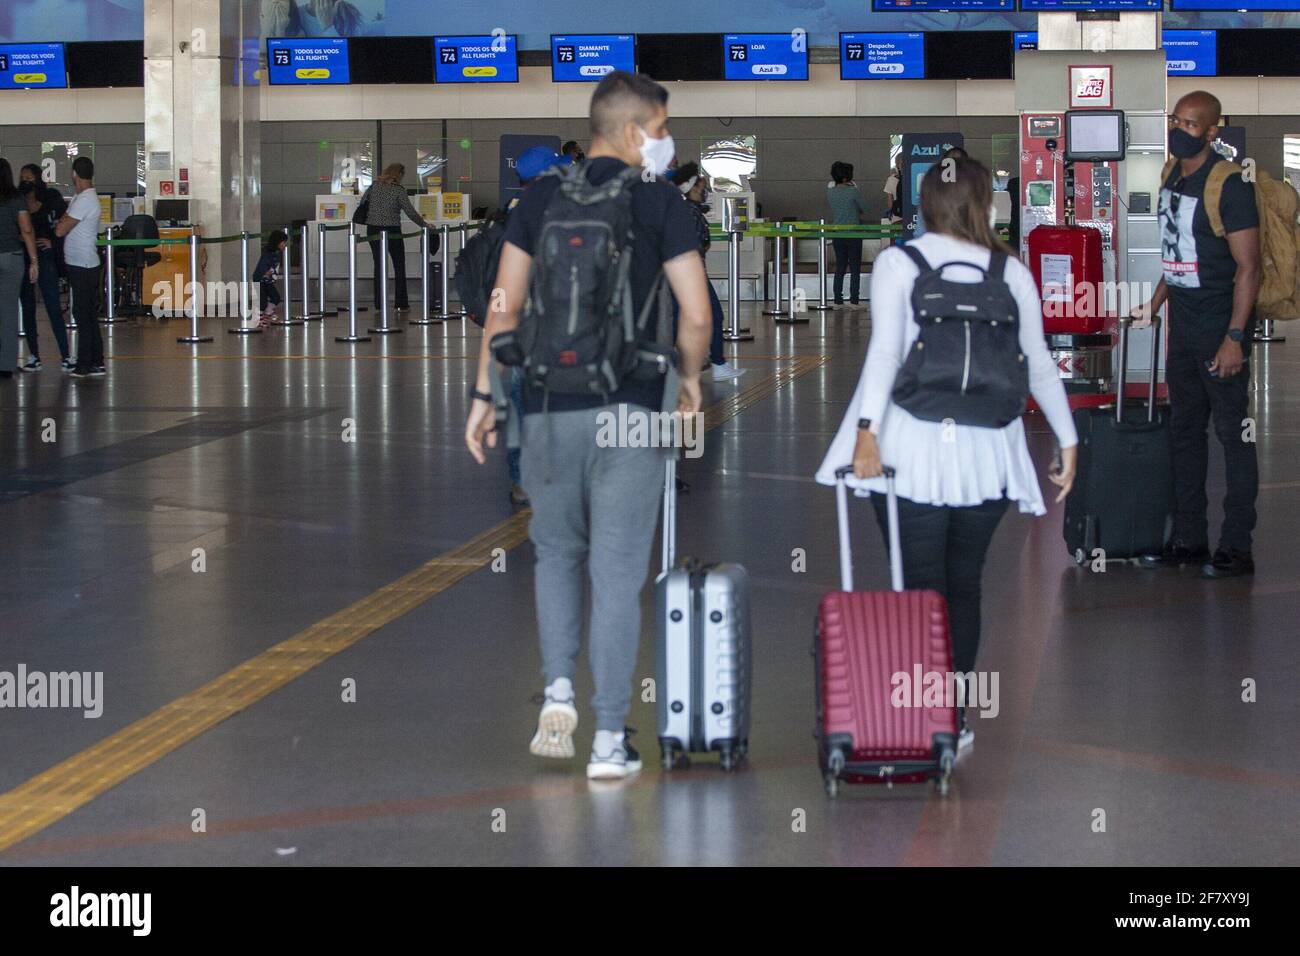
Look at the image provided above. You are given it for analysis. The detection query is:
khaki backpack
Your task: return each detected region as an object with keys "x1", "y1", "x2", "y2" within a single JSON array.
[{"x1": 1161, "y1": 157, "x2": 1300, "y2": 322}]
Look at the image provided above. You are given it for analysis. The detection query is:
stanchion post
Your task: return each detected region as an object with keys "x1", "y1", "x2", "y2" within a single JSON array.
[
  {"x1": 176, "y1": 234, "x2": 213, "y2": 343},
  {"x1": 722, "y1": 232, "x2": 753, "y2": 343},
  {"x1": 299, "y1": 222, "x2": 317, "y2": 320},
  {"x1": 229, "y1": 230, "x2": 262, "y2": 334},
  {"x1": 763, "y1": 229, "x2": 784, "y2": 316},
  {"x1": 311, "y1": 222, "x2": 338, "y2": 318},
  {"x1": 101, "y1": 225, "x2": 126, "y2": 323},
  {"x1": 1253, "y1": 318, "x2": 1286, "y2": 344},
  {"x1": 270, "y1": 224, "x2": 304, "y2": 326},
  {"x1": 811, "y1": 219, "x2": 833, "y2": 312},
  {"x1": 410, "y1": 226, "x2": 440, "y2": 325},
  {"x1": 369, "y1": 228, "x2": 402, "y2": 334},
  {"x1": 777, "y1": 232, "x2": 809, "y2": 324},
  {"x1": 335, "y1": 229, "x2": 370, "y2": 343},
  {"x1": 436, "y1": 223, "x2": 456, "y2": 320}
]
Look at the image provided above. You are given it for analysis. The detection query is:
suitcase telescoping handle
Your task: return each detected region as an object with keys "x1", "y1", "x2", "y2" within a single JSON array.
[
  {"x1": 833, "y1": 464, "x2": 904, "y2": 594},
  {"x1": 662, "y1": 457, "x2": 678, "y2": 574},
  {"x1": 1114, "y1": 312, "x2": 1163, "y2": 425}
]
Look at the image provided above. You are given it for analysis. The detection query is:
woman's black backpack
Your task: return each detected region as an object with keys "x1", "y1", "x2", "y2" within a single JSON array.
[{"x1": 890, "y1": 245, "x2": 1028, "y2": 429}]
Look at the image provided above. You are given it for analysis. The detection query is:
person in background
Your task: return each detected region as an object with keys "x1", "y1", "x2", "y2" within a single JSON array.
[
  {"x1": 17, "y1": 163, "x2": 72, "y2": 372},
  {"x1": 253, "y1": 230, "x2": 288, "y2": 327},
  {"x1": 1133, "y1": 90, "x2": 1260, "y2": 579},
  {"x1": 884, "y1": 152, "x2": 903, "y2": 224},
  {"x1": 827, "y1": 161, "x2": 870, "y2": 307},
  {"x1": 671, "y1": 162, "x2": 744, "y2": 384},
  {"x1": 943, "y1": 146, "x2": 970, "y2": 162},
  {"x1": 57, "y1": 156, "x2": 104, "y2": 379},
  {"x1": 561, "y1": 140, "x2": 585, "y2": 165},
  {"x1": 817, "y1": 159, "x2": 1078, "y2": 749},
  {"x1": 0, "y1": 158, "x2": 40, "y2": 380},
  {"x1": 358, "y1": 163, "x2": 431, "y2": 314}
]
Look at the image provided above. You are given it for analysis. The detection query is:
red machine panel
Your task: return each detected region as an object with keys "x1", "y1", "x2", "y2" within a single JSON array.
[{"x1": 1028, "y1": 224, "x2": 1108, "y2": 335}]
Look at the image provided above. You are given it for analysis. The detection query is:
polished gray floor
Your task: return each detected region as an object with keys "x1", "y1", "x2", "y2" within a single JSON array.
[{"x1": 0, "y1": 304, "x2": 1297, "y2": 866}]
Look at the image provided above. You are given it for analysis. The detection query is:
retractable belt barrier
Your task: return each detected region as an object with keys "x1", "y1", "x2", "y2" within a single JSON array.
[{"x1": 704, "y1": 221, "x2": 900, "y2": 323}]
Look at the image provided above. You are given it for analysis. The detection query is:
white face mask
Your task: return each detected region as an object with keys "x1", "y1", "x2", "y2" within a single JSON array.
[{"x1": 637, "y1": 125, "x2": 676, "y2": 178}]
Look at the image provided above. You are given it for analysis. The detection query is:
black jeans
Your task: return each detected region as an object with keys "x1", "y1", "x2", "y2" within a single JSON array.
[
  {"x1": 67, "y1": 264, "x2": 103, "y2": 369},
  {"x1": 1166, "y1": 342, "x2": 1258, "y2": 552},
  {"x1": 671, "y1": 275, "x2": 726, "y2": 367},
  {"x1": 20, "y1": 248, "x2": 70, "y2": 362},
  {"x1": 259, "y1": 279, "x2": 282, "y2": 312},
  {"x1": 871, "y1": 493, "x2": 1009, "y2": 677},
  {"x1": 832, "y1": 238, "x2": 863, "y2": 304},
  {"x1": 367, "y1": 225, "x2": 407, "y2": 308}
]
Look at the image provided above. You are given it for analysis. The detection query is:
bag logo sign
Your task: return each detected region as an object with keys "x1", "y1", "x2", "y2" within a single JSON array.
[
  {"x1": 1069, "y1": 65, "x2": 1112, "y2": 108},
  {"x1": 1078, "y1": 78, "x2": 1105, "y2": 98}
]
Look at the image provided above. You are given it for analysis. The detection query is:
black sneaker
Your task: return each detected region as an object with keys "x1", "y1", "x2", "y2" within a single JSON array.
[
  {"x1": 21, "y1": 358, "x2": 41, "y2": 372},
  {"x1": 61, "y1": 358, "x2": 76, "y2": 372},
  {"x1": 1139, "y1": 540, "x2": 1211, "y2": 569},
  {"x1": 1201, "y1": 549, "x2": 1254, "y2": 579},
  {"x1": 69, "y1": 365, "x2": 94, "y2": 378},
  {"x1": 89, "y1": 365, "x2": 107, "y2": 377}
]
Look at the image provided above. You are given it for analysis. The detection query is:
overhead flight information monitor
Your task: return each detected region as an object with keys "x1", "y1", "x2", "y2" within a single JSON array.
[
  {"x1": 873, "y1": 0, "x2": 1012, "y2": 8},
  {"x1": 1170, "y1": 0, "x2": 1300, "y2": 8},
  {"x1": 0, "y1": 43, "x2": 68, "y2": 90},
  {"x1": 841, "y1": 33, "x2": 924, "y2": 80},
  {"x1": 551, "y1": 35, "x2": 635, "y2": 82},
  {"x1": 1019, "y1": 0, "x2": 1159, "y2": 9},
  {"x1": 724, "y1": 33, "x2": 809, "y2": 81},
  {"x1": 267, "y1": 38, "x2": 349, "y2": 85},
  {"x1": 1163, "y1": 30, "x2": 1217, "y2": 77},
  {"x1": 434, "y1": 35, "x2": 519, "y2": 84}
]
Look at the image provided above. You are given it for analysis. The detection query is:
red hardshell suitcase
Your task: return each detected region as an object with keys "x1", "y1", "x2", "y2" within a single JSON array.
[
  {"x1": 814, "y1": 465, "x2": 958, "y2": 798},
  {"x1": 1028, "y1": 224, "x2": 1107, "y2": 335}
]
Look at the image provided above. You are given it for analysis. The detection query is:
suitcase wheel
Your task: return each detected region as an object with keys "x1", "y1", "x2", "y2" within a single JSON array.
[
  {"x1": 936, "y1": 751, "x2": 955, "y2": 797},
  {"x1": 824, "y1": 749, "x2": 845, "y2": 798},
  {"x1": 660, "y1": 744, "x2": 689, "y2": 771}
]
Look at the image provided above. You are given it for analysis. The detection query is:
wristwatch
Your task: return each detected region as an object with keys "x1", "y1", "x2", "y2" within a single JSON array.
[
  {"x1": 1226, "y1": 329, "x2": 1244, "y2": 343},
  {"x1": 858, "y1": 418, "x2": 873, "y2": 431},
  {"x1": 469, "y1": 386, "x2": 493, "y2": 403}
]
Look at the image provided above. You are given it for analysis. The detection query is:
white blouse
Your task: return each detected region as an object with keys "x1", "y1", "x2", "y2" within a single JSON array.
[{"x1": 816, "y1": 232, "x2": 1079, "y2": 516}]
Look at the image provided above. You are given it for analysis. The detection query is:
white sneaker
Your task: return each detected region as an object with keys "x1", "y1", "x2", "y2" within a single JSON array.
[
  {"x1": 529, "y1": 677, "x2": 578, "y2": 759},
  {"x1": 711, "y1": 361, "x2": 746, "y2": 383},
  {"x1": 586, "y1": 728, "x2": 642, "y2": 780},
  {"x1": 958, "y1": 724, "x2": 974, "y2": 752}
]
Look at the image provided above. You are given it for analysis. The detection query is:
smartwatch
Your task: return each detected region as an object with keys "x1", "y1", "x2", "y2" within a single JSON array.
[
  {"x1": 469, "y1": 386, "x2": 493, "y2": 403},
  {"x1": 1226, "y1": 329, "x2": 1244, "y2": 343},
  {"x1": 858, "y1": 418, "x2": 873, "y2": 431}
]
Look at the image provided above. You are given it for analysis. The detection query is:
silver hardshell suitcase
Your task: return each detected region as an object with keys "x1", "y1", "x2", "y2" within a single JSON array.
[{"x1": 655, "y1": 458, "x2": 752, "y2": 771}]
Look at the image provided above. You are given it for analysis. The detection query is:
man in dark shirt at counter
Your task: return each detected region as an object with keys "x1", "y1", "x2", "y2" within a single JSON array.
[
  {"x1": 1133, "y1": 90, "x2": 1261, "y2": 579},
  {"x1": 18, "y1": 164, "x2": 72, "y2": 371}
]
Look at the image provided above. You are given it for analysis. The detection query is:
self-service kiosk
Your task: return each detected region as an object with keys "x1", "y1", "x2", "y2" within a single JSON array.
[{"x1": 1015, "y1": 49, "x2": 1169, "y2": 400}]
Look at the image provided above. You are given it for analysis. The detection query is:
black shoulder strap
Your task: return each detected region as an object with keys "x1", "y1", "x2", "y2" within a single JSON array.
[
  {"x1": 900, "y1": 243, "x2": 931, "y2": 274},
  {"x1": 990, "y1": 251, "x2": 1009, "y2": 281}
]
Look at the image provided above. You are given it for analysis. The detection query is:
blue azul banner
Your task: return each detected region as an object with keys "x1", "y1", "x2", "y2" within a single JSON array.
[{"x1": 901, "y1": 132, "x2": 963, "y2": 241}]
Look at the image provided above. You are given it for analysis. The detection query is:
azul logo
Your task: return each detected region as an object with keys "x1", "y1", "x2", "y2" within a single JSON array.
[{"x1": 910, "y1": 143, "x2": 956, "y2": 157}]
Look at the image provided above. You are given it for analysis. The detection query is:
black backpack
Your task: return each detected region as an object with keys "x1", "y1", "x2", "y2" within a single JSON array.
[
  {"x1": 889, "y1": 244, "x2": 1029, "y2": 429},
  {"x1": 455, "y1": 218, "x2": 507, "y2": 328},
  {"x1": 497, "y1": 162, "x2": 671, "y2": 397}
]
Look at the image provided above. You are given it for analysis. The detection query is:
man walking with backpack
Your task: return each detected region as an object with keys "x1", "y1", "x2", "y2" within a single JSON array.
[
  {"x1": 1134, "y1": 91, "x2": 1261, "y2": 579},
  {"x1": 465, "y1": 72, "x2": 712, "y2": 779}
]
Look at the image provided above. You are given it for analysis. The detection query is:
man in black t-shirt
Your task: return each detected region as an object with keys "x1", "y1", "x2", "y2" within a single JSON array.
[
  {"x1": 465, "y1": 72, "x2": 712, "y2": 779},
  {"x1": 1134, "y1": 91, "x2": 1261, "y2": 579}
]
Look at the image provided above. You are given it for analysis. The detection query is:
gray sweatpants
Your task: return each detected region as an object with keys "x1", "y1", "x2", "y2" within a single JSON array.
[
  {"x1": 0, "y1": 252, "x2": 23, "y2": 372},
  {"x1": 521, "y1": 406, "x2": 669, "y2": 732}
]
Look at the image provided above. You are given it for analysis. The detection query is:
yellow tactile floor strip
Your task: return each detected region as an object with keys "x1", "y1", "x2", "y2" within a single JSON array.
[{"x1": 0, "y1": 354, "x2": 828, "y2": 854}]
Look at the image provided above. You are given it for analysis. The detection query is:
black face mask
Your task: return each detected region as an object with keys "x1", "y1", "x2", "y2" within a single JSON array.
[
  {"x1": 1169, "y1": 127, "x2": 1207, "y2": 160},
  {"x1": 19, "y1": 180, "x2": 35, "y2": 195}
]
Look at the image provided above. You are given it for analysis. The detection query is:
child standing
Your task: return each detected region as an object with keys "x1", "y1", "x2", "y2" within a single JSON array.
[{"x1": 252, "y1": 231, "x2": 287, "y2": 327}]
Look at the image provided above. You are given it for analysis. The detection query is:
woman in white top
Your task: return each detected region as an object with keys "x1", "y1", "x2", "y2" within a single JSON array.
[{"x1": 816, "y1": 158, "x2": 1078, "y2": 743}]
